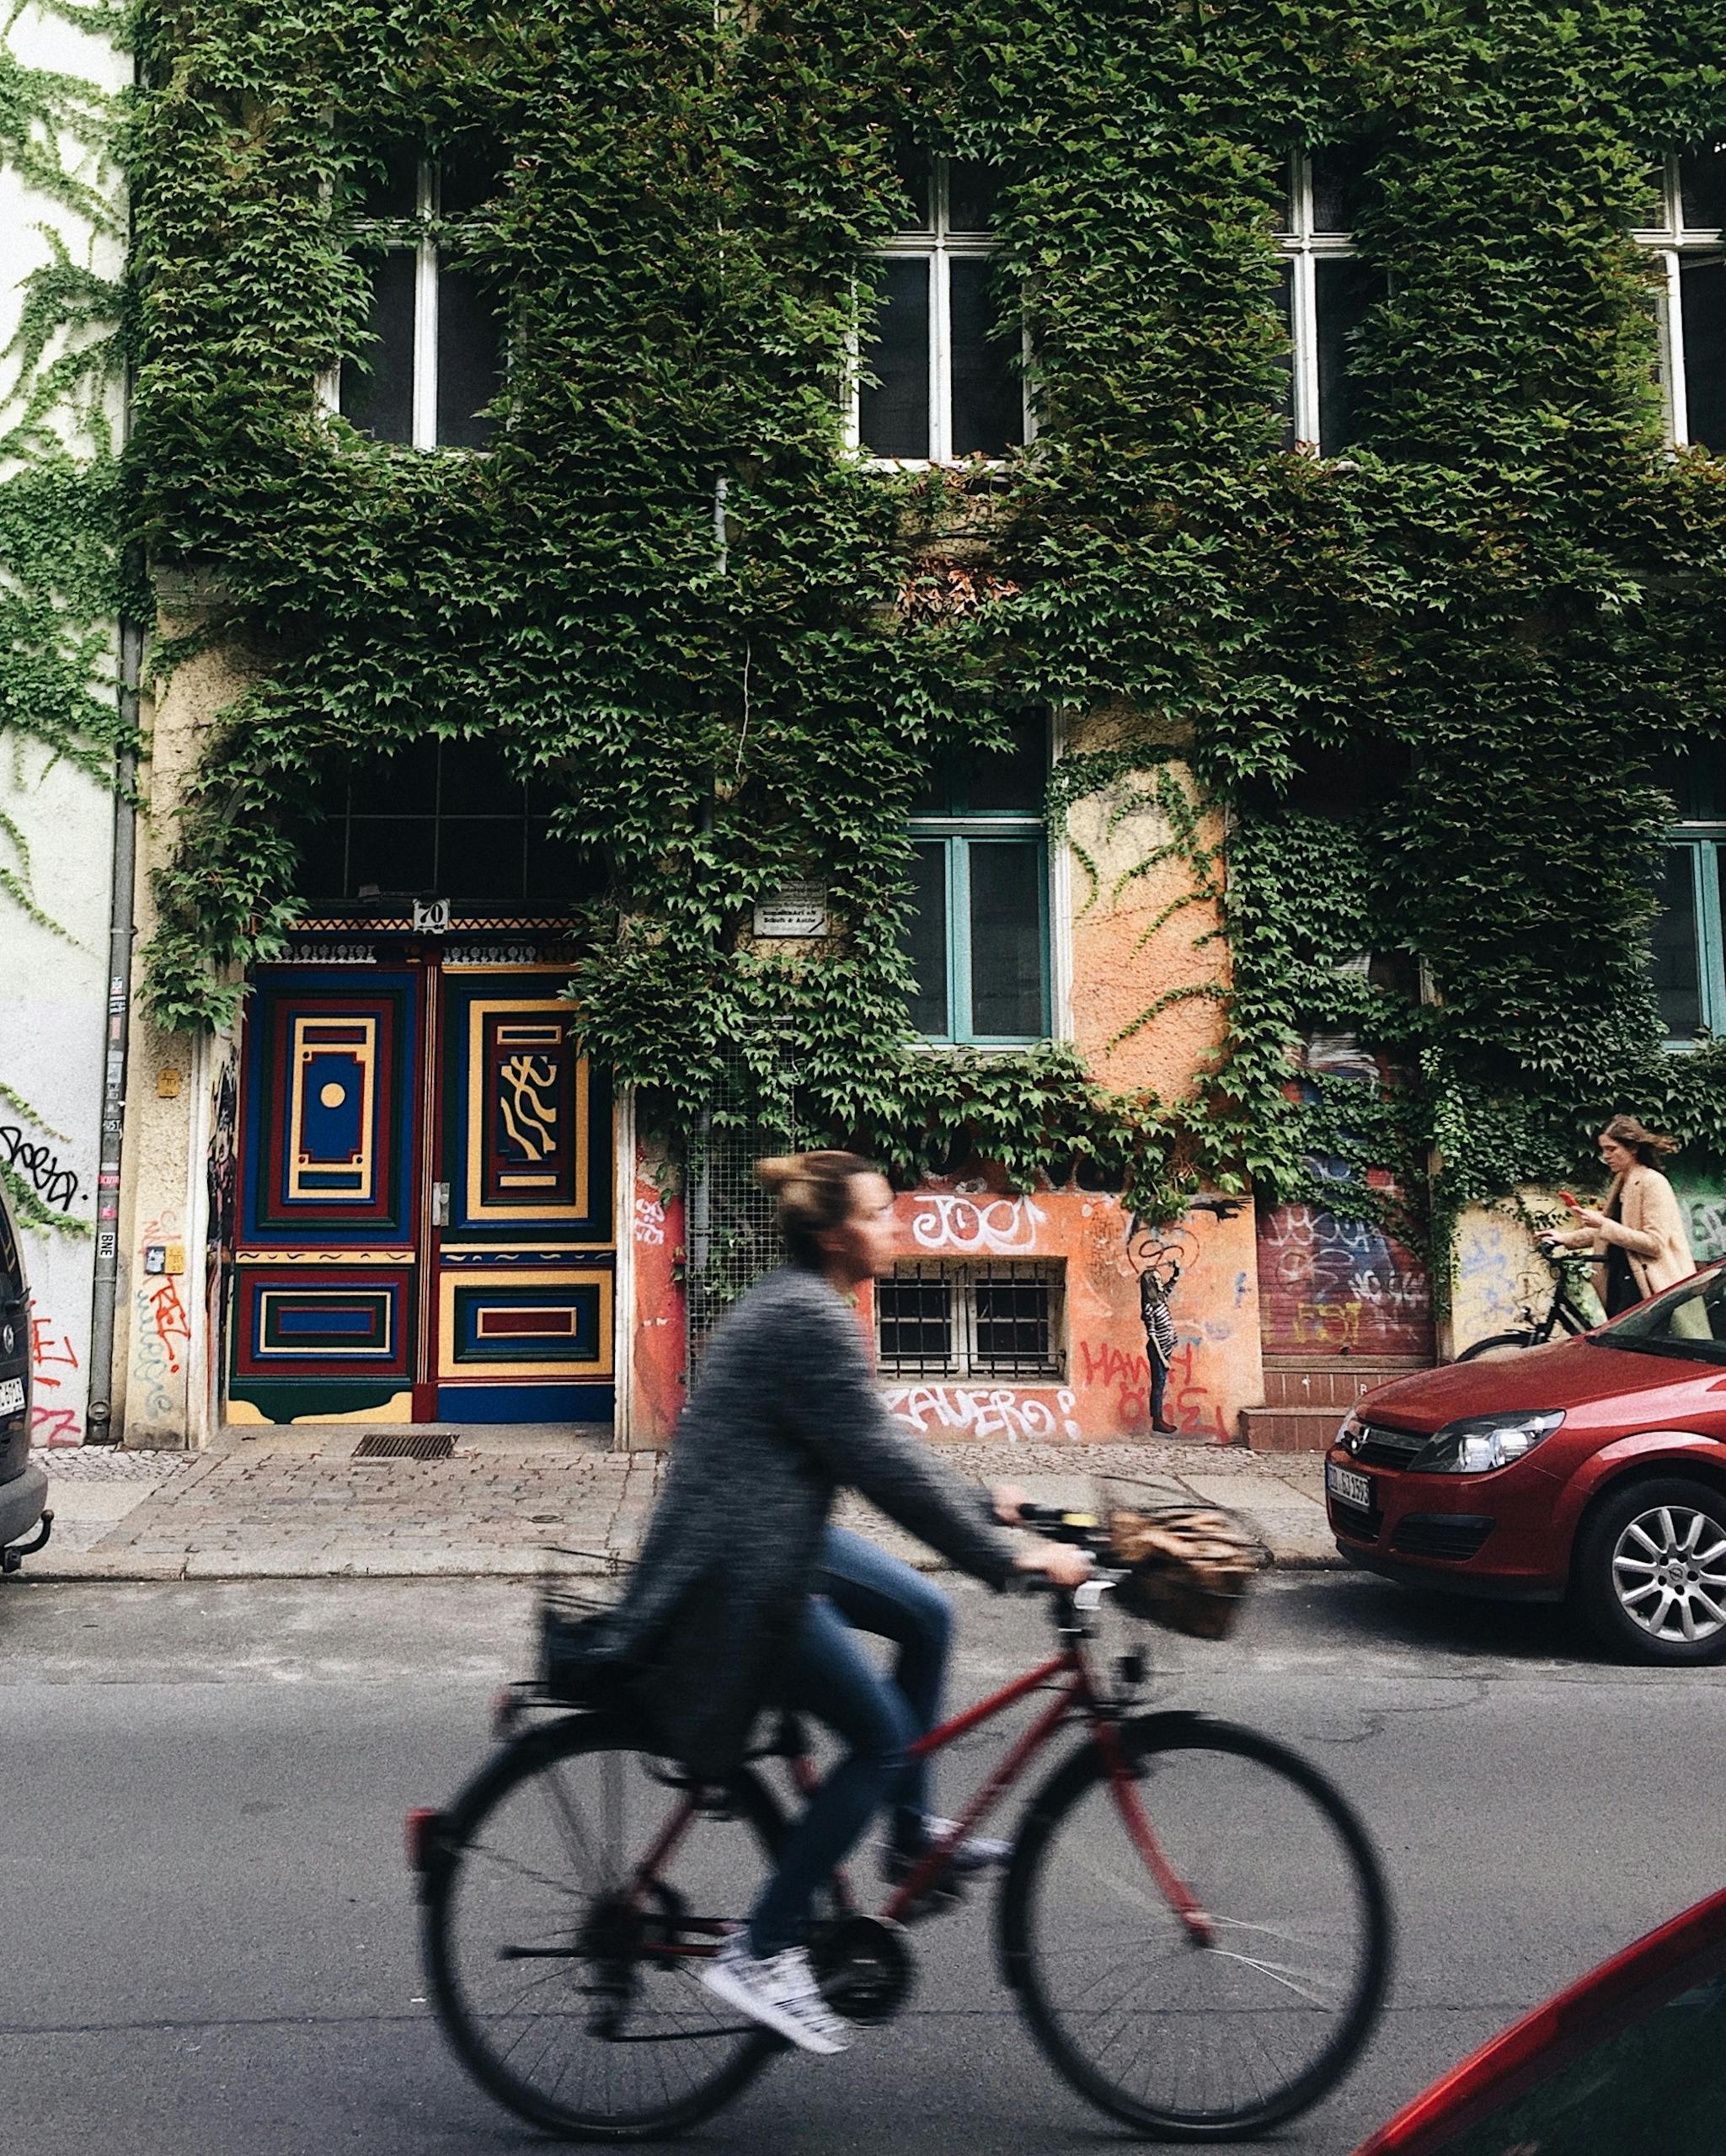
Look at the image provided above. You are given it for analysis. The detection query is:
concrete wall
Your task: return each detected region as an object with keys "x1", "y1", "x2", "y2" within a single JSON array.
[
  {"x1": 114, "y1": 632, "x2": 248, "y2": 1446},
  {"x1": 0, "y1": 1, "x2": 128, "y2": 1444}
]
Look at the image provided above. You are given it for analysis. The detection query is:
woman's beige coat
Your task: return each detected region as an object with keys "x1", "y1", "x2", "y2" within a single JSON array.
[{"x1": 1590, "y1": 1164, "x2": 1697, "y2": 1304}]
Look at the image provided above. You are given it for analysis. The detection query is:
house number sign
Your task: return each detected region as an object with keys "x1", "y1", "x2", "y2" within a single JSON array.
[{"x1": 752, "y1": 882, "x2": 829, "y2": 937}]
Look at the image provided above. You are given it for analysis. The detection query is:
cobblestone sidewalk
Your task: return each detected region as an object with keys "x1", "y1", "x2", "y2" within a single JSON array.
[{"x1": 18, "y1": 1432, "x2": 1337, "y2": 1581}]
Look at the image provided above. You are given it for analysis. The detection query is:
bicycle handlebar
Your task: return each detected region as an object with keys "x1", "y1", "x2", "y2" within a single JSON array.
[{"x1": 1015, "y1": 1501, "x2": 1103, "y2": 1543}]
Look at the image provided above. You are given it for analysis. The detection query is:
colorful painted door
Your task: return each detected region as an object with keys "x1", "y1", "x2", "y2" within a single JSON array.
[
  {"x1": 228, "y1": 963, "x2": 613, "y2": 1426},
  {"x1": 432, "y1": 974, "x2": 613, "y2": 1421}
]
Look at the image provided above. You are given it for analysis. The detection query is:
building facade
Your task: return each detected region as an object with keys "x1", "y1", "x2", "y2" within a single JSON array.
[{"x1": 8, "y1": 3, "x2": 1726, "y2": 1450}]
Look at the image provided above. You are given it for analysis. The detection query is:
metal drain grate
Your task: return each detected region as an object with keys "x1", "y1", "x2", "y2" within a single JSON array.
[{"x1": 352, "y1": 1433, "x2": 457, "y2": 1461}]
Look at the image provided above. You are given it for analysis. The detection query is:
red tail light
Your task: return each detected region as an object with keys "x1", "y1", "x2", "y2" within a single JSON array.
[{"x1": 405, "y1": 1806, "x2": 440, "y2": 1872}]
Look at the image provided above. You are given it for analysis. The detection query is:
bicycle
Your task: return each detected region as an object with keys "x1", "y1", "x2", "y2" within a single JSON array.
[
  {"x1": 408, "y1": 1494, "x2": 1392, "y2": 2144},
  {"x1": 1455, "y1": 1243, "x2": 1600, "y2": 1362}
]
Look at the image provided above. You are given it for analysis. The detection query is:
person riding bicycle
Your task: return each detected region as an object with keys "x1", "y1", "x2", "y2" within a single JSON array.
[{"x1": 608, "y1": 1150, "x2": 1091, "y2": 2055}]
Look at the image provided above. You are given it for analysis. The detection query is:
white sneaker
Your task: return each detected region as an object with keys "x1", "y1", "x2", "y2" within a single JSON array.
[{"x1": 700, "y1": 1935, "x2": 850, "y2": 2055}]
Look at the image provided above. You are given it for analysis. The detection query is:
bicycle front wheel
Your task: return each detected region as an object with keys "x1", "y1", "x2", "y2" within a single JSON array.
[
  {"x1": 423, "y1": 1715, "x2": 784, "y2": 2142},
  {"x1": 1002, "y1": 1715, "x2": 1391, "y2": 2140}
]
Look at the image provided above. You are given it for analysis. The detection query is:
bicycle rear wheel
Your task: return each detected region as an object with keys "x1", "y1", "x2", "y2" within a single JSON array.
[
  {"x1": 423, "y1": 1714, "x2": 784, "y2": 2142},
  {"x1": 1002, "y1": 1714, "x2": 1390, "y2": 2140},
  {"x1": 1454, "y1": 1329, "x2": 1540, "y2": 1362}
]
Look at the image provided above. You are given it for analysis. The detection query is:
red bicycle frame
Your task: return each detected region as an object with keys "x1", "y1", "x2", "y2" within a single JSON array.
[{"x1": 632, "y1": 1634, "x2": 1213, "y2": 1949}]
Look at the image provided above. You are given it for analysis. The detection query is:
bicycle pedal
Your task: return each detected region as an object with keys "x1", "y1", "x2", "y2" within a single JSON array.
[{"x1": 897, "y1": 1876, "x2": 966, "y2": 1924}]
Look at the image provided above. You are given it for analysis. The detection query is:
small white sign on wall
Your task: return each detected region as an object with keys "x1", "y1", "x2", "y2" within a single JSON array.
[{"x1": 753, "y1": 881, "x2": 829, "y2": 937}]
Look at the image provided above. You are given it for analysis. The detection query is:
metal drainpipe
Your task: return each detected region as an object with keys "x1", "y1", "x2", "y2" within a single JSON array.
[{"x1": 84, "y1": 624, "x2": 141, "y2": 1445}]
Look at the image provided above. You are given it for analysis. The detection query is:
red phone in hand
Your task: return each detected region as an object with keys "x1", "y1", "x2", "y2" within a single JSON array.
[{"x1": 1558, "y1": 1190, "x2": 1581, "y2": 1211}]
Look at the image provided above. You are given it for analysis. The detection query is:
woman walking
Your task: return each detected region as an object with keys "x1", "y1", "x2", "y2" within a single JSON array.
[
  {"x1": 610, "y1": 1151, "x2": 1089, "y2": 2055},
  {"x1": 1540, "y1": 1113, "x2": 1697, "y2": 1316}
]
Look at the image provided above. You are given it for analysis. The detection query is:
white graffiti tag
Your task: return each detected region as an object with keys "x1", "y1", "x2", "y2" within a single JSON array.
[
  {"x1": 884, "y1": 1385, "x2": 1081, "y2": 1443},
  {"x1": 909, "y1": 1193, "x2": 1046, "y2": 1257}
]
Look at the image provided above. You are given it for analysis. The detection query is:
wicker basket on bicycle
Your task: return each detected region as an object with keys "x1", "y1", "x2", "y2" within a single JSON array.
[
  {"x1": 1097, "y1": 1476, "x2": 1265, "y2": 1640},
  {"x1": 537, "y1": 1550, "x2": 638, "y2": 1709}
]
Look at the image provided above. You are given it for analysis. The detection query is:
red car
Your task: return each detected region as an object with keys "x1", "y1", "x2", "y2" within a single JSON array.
[
  {"x1": 1352, "y1": 1884, "x2": 1726, "y2": 2154},
  {"x1": 1325, "y1": 1257, "x2": 1726, "y2": 1663}
]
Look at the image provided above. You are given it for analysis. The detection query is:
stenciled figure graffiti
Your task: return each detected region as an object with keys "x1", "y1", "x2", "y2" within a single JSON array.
[{"x1": 1129, "y1": 1229, "x2": 1182, "y2": 1436}]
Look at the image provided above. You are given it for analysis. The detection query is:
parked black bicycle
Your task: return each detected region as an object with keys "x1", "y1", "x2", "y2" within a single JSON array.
[{"x1": 1456, "y1": 1245, "x2": 1600, "y2": 1362}]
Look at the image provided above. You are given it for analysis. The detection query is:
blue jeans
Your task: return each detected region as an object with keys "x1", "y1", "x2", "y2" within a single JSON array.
[{"x1": 746, "y1": 1527, "x2": 954, "y2": 1956}]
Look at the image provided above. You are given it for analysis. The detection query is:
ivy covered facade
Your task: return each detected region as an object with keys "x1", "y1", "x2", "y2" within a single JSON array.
[{"x1": 7, "y1": 0, "x2": 1726, "y2": 1446}]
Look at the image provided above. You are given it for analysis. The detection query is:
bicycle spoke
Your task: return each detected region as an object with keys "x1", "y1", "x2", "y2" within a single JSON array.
[{"x1": 1204, "y1": 1946, "x2": 1349, "y2": 2010}]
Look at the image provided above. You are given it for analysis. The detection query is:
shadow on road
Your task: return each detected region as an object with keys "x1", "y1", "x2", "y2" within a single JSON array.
[{"x1": 1262, "y1": 1572, "x2": 1625, "y2": 1671}]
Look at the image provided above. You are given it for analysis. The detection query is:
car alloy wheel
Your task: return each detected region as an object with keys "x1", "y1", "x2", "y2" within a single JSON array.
[{"x1": 1611, "y1": 1501, "x2": 1726, "y2": 1646}]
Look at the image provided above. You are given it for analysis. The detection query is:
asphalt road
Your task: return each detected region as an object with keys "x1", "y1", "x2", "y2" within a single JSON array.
[{"x1": 3, "y1": 1572, "x2": 1722, "y2": 2156}]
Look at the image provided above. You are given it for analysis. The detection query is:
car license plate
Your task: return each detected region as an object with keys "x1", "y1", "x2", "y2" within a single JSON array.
[
  {"x1": 0, "y1": 1375, "x2": 24, "y2": 1418},
  {"x1": 1326, "y1": 1460, "x2": 1372, "y2": 1510}
]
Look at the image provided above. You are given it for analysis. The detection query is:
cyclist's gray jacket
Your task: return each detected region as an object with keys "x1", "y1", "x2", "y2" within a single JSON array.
[{"x1": 611, "y1": 1264, "x2": 1018, "y2": 1777}]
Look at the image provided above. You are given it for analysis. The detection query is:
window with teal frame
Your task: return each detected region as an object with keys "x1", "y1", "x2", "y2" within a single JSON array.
[
  {"x1": 904, "y1": 716, "x2": 1050, "y2": 1044},
  {"x1": 1654, "y1": 760, "x2": 1725, "y2": 1046}
]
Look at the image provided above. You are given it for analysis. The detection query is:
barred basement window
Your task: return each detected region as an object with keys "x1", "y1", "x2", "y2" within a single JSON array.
[
  {"x1": 336, "y1": 144, "x2": 505, "y2": 450},
  {"x1": 1633, "y1": 148, "x2": 1726, "y2": 452},
  {"x1": 876, "y1": 1261, "x2": 1065, "y2": 1380},
  {"x1": 1274, "y1": 146, "x2": 1385, "y2": 456},
  {"x1": 852, "y1": 150, "x2": 1026, "y2": 463}
]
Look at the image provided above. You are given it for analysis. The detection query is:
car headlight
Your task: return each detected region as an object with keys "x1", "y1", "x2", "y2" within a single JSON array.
[
  {"x1": 1336, "y1": 1410, "x2": 1364, "y2": 1455},
  {"x1": 1412, "y1": 1410, "x2": 1564, "y2": 1475}
]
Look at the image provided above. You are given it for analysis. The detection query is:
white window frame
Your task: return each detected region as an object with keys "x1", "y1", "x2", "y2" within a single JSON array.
[
  {"x1": 1276, "y1": 151, "x2": 1361, "y2": 454},
  {"x1": 846, "y1": 155, "x2": 1031, "y2": 467},
  {"x1": 1632, "y1": 152, "x2": 1726, "y2": 449},
  {"x1": 325, "y1": 157, "x2": 495, "y2": 450}
]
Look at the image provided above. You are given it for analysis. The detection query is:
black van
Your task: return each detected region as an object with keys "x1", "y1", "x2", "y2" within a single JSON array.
[{"x1": 0, "y1": 1184, "x2": 51, "y2": 1571}]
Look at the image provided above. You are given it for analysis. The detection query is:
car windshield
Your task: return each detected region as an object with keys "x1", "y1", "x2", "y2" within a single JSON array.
[
  {"x1": 1416, "y1": 1967, "x2": 1726, "y2": 2155},
  {"x1": 1593, "y1": 1261, "x2": 1726, "y2": 1367}
]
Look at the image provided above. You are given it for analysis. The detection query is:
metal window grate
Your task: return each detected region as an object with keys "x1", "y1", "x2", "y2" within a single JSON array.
[
  {"x1": 877, "y1": 1260, "x2": 1064, "y2": 1380},
  {"x1": 877, "y1": 1269, "x2": 956, "y2": 1369},
  {"x1": 684, "y1": 1040, "x2": 800, "y2": 1364},
  {"x1": 352, "y1": 1432, "x2": 457, "y2": 1460}
]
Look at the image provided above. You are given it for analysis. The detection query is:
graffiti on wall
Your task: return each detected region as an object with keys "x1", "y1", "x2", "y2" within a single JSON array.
[
  {"x1": 1257, "y1": 1201, "x2": 1432, "y2": 1358},
  {"x1": 1075, "y1": 1338, "x2": 1232, "y2": 1444},
  {"x1": 29, "y1": 1312, "x2": 83, "y2": 1445},
  {"x1": 1684, "y1": 1190, "x2": 1726, "y2": 1265},
  {"x1": 0, "y1": 1123, "x2": 80, "y2": 1212},
  {"x1": 909, "y1": 1191, "x2": 1046, "y2": 1256},
  {"x1": 131, "y1": 1212, "x2": 190, "y2": 1428},
  {"x1": 885, "y1": 1384, "x2": 1082, "y2": 1443}
]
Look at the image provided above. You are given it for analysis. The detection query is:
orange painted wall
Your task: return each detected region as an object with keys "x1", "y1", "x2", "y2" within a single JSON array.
[
  {"x1": 881, "y1": 1175, "x2": 1259, "y2": 1446},
  {"x1": 628, "y1": 1144, "x2": 687, "y2": 1447},
  {"x1": 1062, "y1": 750, "x2": 1232, "y2": 1101}
]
